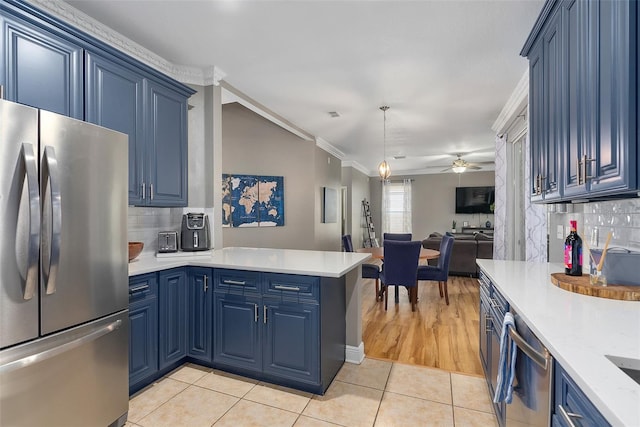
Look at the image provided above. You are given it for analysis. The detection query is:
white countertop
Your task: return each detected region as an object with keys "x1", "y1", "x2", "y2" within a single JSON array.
[
  {"x1": 129, "y1": 247, "x2": 371, "y2": 278},
  {"x1": 477, "y1": 260, "x2": 640, "y2": 427}
]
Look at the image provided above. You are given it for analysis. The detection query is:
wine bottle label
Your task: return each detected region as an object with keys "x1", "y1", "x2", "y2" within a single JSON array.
[{"x1": 564, "y1": 244, "x2": 572, "y2": 268}]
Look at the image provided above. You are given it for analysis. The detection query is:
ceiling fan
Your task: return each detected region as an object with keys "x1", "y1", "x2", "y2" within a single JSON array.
[{"x1": 441, "y1": 154, "x2": 492, "y2": 173}]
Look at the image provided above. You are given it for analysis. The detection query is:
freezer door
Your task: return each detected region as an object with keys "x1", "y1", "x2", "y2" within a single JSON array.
[
  {"x1": 40, "y1": 111, "x2": 128, "y2": 335},
  {"x1": 0, "y1": 99, "x2": 40, "y2": 349},
  {"x1": 0, "y1": 310, "x2": 129, "y2": 426}
]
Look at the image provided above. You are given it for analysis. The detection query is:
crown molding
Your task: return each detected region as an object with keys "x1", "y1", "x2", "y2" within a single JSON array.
[
  {"x1": 492, "y1": 68, "x2": 529, "y2": 134},
  {"x1": 315, "y1": 137, "x2": 345, "y2": 160},
  {"x1": 341, "y1": 160, "x2": 369, "y2": 176},
  {"x1": 25, "y1": 0, "x2": 209, "y2": 85}
]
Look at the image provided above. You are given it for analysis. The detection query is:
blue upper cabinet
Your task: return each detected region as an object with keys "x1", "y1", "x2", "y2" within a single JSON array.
[
  {"x1": 522, "y1": 0, "x2": 638, "y2": 202},
  {"x1": 583, "y1": 0, "x2": 637, "y2": 196},
  {"x1": 2, "y1": 0, "x2": 195, "y2": 207},
  {"x1": 85, "y1": 51, "x2": 145, "y2": 205},
  {"x1": 145, "y1": 80, "x2": 188, "y2": 206},
  {"x1": 1, "y1": 13, "x2": 82, "y2": 118}
]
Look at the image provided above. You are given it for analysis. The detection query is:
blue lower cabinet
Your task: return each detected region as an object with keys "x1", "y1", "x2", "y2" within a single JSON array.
[
  {"x1": 158, "y1": 268, "x2": 187, "y2": 370},
  {"x1": 213, "y1": 292, "x2": 262, "y2": 373},
  {"x1": 554, "y1": 361, "x2": 610, "y2": 427},
  {"x1": 128, "y1": 274, "x2": 158, "y2": 393},
  {"x1": 263, "y1": 299, "x2": 319, "y2": 384},
  {"x1": 187, "y1": 267, "x2": 213, "y2": 362}
]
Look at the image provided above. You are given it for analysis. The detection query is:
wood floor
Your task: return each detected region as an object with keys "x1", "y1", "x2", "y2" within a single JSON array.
[{"x1": 362, "y1": 273, "x2": 483, "y2": 376}]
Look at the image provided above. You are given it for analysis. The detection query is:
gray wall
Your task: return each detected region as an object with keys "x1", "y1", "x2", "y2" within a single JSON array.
[
  {"x1": 369, "y1": 171, "x2": 495, "y2": 241},
  {"x1": 221, "y1": 102, "x2": 340, "y2": 250},
  {"x1": 341, "y1": 166, "x2": 371, "y2": 249}
]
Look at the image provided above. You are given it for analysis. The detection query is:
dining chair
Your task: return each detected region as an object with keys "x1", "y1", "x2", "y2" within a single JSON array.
[
  {"x1": 417, "y1": 234, "x2": 454, "y2": 305},
  {"x1": 342, "y1": 235, "x2": 383, "y2": 301},
  {"x1": 383, "y1": 233, "x2": 412, "y2": 241},
  {"x1": 379, "y1": 240, "x2": 422, "y2": 311}
]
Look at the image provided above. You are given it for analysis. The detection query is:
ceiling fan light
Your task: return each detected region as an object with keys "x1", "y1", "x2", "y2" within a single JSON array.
[
  {"x1": 452, "y1": 165, "x2": 466, "y2": 174},
  {"x1": 378, "y1": 160, "x2": 391, "y2": 179}
]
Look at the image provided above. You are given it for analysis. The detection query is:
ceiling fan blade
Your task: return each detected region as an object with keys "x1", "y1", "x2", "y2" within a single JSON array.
[
  {"x1": 466, "y1": 165, "x2": 482, "y2": 170},
  {"x1": 440, "y1": 166, "x2": 453, "y2": 172}
]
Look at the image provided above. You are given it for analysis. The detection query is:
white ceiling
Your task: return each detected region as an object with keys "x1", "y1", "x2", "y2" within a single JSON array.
[{"x1": 64, "y1": 0, "x2": 543, "y2": 176}]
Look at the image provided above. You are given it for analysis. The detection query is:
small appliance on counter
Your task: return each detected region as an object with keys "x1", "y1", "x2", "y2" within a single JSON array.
[
  {"x1": 181, "y1": 213, "x2": 210, "y2": 251},
  {"x1": 158, "y1": 231, "x2": 179, "y2": 253}
]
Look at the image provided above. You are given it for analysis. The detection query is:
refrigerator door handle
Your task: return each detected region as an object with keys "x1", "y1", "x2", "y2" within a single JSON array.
[
  {"x1": 21, "y1": 143, "x2": 40, "y2": 300},
  {"x1": 0, "y1": 319, "x2": 122, "y2": 374},
  {"x1": 42, "y1": 146, "x2": 62, "y2": 295}
]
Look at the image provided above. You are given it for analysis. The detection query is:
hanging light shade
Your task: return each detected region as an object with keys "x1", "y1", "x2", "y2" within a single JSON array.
[
  {"x1": 452, "y1": 165, "x2": 467, "y2": 174},
  {"x1": 378, "y1": 106, "x2": 391, "y2": 179}
]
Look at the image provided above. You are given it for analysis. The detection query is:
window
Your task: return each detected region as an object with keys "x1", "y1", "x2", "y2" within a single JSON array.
[{"x1": 381, "y1": 180, "x2": 412, "y2": 234}]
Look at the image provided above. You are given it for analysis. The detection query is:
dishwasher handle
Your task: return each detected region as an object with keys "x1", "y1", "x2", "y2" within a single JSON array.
[{"x1": 508, "y1": 324, "x2": 550, "y2": 370}]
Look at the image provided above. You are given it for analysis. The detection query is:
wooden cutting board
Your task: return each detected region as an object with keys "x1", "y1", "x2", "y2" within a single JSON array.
[{"x1": 550, "y1": 273, "x2": 640, "y2": 301}]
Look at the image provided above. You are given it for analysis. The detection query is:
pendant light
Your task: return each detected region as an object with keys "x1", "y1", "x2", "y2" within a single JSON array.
[{"x1": 378, "y1": 105, "x2": 391, "y2": 180}]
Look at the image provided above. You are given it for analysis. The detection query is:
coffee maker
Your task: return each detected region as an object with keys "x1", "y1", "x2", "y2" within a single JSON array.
[{"x1": 181, "y1": 213, "x2": 210, "y2": 251}]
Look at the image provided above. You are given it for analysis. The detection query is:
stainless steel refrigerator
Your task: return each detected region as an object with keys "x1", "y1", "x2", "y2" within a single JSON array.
[{"x1": 0, "y1": 98, "x2": 129, "y2": 426}]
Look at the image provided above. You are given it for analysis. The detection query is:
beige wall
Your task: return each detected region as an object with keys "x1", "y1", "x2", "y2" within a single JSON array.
[
  {"x1": 369, "y1": 171, "x2": 496, "y2": 241},
  {"x1": 341, "y1": 166, "x2": 371, "y2": 249},
  {"x1": 221, "y1": 102, "x2": 341, "y2": 250}
]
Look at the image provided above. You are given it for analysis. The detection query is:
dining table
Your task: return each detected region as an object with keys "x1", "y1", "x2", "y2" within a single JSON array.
[{"x1": 356, "y1": 247, "x2": 440, "y2": 303}]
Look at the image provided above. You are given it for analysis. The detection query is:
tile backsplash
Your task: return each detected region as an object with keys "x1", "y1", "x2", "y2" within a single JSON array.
[
  {"x1": 547, "y1": 198, "x2": 640, "y2": 263},
  {"x1": 128, "y1": 207, "x2": 215, "y2": 254}
]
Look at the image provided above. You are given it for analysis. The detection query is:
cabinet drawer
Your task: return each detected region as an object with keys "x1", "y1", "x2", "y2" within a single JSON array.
[
  {"x1": 554, "y1": 361, "x2": 610, "y2": 427},
  {"x1": 129, "y1": 273, "x2": 158, "y2": 302},
  {"x1": 263, "y1": 273, "x2": 319, "y2": 302},
  {"x1": 214, "y1": 269, "x2": 261, "y2": 293}
]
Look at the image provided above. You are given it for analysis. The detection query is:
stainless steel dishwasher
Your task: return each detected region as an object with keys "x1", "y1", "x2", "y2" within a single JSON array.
[{"x1": 505, "y1": 308, "x2": 554, "y2": 427}]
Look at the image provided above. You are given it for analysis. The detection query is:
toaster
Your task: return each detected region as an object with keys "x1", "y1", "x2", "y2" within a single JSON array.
[
  {"x1": 181, "y1": 213, "x2": 210, "y2": 251},
  {"x1": 157, "y1": 231, "x2": 178, "y2": 253}
]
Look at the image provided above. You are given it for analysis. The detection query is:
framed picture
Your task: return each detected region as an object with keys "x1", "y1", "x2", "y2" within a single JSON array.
[{"x1": 322, "y1": 187, "x2": 337, "y2": 223}]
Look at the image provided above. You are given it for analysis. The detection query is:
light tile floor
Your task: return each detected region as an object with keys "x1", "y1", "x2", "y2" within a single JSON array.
[{"x1": 126, "y1": 358, "x2": 498, "y2": 427}]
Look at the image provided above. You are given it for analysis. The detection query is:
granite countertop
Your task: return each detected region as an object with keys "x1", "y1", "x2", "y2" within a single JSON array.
[
  {"x1": 129, "y1": 246, "x2": 371, "y2": 278},
  {"x1": 477, "y1": 259, "x2": 640, "y2": 427}
]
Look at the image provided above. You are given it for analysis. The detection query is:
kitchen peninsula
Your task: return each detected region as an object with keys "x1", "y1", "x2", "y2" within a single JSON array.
[
  {"x1": 477, "y1": 259, "x2": 640, "y2": 427},
  {"x1": 128, "y1": 247, "x2": 370, "y2": 395}
]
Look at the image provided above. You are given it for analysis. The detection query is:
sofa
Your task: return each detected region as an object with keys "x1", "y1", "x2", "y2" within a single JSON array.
[{"x1": 421, "y1": 232, "x2": 494, "y2": 277}]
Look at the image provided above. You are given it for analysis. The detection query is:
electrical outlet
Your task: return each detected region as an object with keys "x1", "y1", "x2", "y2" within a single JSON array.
[{"x1": 557, "y1": 225, "x2": 564, "y2": 239}]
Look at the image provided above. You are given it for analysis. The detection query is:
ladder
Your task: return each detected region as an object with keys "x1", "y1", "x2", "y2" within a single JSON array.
[{"x1": 362, "y1": 199, "x2": 379, "y2": 247}]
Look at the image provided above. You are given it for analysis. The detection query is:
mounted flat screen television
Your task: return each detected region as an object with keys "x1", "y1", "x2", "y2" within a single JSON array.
[{"x1": 455, "y1": 186, "x2": 495, "y2": 214}]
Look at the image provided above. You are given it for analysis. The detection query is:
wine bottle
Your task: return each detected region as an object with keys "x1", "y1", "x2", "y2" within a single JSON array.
[{"x1": 564, "y1": 220, "x2": 583, "y2": 276}]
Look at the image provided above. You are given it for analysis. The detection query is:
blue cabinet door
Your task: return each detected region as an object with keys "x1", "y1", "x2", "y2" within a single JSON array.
[
  {"x1": 158, "y1": 268, "x2": 187, "y2": 370},
  {"x1": 554, "y1": 361, "x2": 610, "y2": 427},
  {"x1": 528, "y1": 39, "x2": 545, "y2": 202},
  {"x1": 144, "y1": 80, "x2": 188, "y2": 206},
  {"x1": 213, "y1": 292, "x2": 262, "y2": 373},
  {"x1": 478, "y1": 293, "x2": 490, "y2": 377},
  {"x1": 129, "y1": 295, "x2": 158, "y2": 391},
  {"x1": 1, "y1": 13, "x2": 82, "y2": 118},
  {"x1": 583, "y1": 0, "x2": 637, "y2": 195},
  {"x1": 540, "y1": 6, "x2": 563, "y2": 201},
  {"x1": 188, "y1": 267, "x2": 213, "y2": 362},
  {"x1": 128, "y1": 274, "x2": 158, "y2": 393},
  {"x1": 262, "y1": 299, "x2": 319, "y2": 385},
  {"x1": 84, "y1": 50, "x2": 145, "y2": 205}
]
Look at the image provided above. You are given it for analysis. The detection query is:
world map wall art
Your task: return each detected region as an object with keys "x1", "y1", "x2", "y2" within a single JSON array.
[{"x1": 222, "y1": 174, "x2": 285, "y2": 227}]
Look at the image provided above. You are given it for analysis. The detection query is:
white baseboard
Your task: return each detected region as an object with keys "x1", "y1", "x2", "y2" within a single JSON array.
[{"x1": 345, "y1": 342, "x2": 365, "y2": 364}]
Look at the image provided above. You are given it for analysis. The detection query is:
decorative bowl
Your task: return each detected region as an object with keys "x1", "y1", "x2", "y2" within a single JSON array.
[{"x1": 128, "y1": 242, "x2": 144, "y2": 262}]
